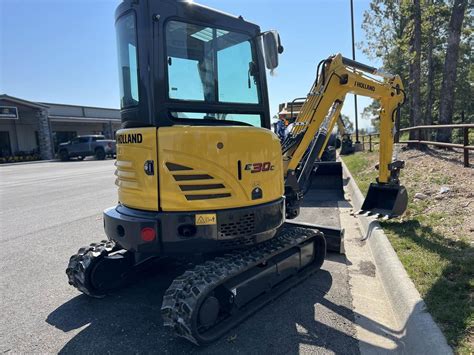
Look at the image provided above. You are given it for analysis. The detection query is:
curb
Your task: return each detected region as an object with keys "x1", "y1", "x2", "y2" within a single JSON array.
[
  {"x1": 341, "y1": 159, "x2": 453, "y2": 355},
  {"x1": 0, "y1": 159, "x2": 58, "y2": 167}
]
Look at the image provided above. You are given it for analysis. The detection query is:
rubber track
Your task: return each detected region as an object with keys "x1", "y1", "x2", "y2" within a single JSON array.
[
  {"x1": 161, "y1": 226, "x2": 324, "y2": 345},
  {"x1": 66, "y1": 240, "x2": 119, "y2": 298}
]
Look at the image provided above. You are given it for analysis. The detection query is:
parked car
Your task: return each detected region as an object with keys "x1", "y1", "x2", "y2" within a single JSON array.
[{"x1": 58, "y1": 135, "x2": 116, "y2": 161}]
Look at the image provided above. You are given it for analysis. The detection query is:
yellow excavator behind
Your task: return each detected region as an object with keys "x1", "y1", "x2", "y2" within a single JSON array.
[{"x1": 66, "y1": 0, "x2": 408, "y2": 345}]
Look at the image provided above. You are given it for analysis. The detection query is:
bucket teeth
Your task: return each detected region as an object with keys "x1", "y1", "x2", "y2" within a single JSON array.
[{"x1": 356, "y1": 210, "x2": 391, "y2": 220}]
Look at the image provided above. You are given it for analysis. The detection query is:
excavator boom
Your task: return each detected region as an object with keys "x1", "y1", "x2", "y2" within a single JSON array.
[{"x1": 283, "y1": 54, "x2": 408, "y2": 219}]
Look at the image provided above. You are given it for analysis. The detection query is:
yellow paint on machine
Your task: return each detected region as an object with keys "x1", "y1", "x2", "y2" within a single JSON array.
[
  {"x1": 157, "y1": 126, "x2": 284, "y2": 212},
  {"x1": 115, "y1": 125, "x2": 284, "y2": 213},
  {"x1": 114, "y1": 127, "x2": 158, "y2": 211}
]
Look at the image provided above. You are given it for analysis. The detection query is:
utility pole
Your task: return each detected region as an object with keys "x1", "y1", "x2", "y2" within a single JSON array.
[{"x1": 350, "y1": 0, "x2": 360, "y2": 143}]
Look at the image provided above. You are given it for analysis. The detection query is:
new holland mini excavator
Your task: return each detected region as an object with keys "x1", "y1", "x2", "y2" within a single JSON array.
[{"x1": 66, "y1": 0, "x2": 408, "y2": 345}]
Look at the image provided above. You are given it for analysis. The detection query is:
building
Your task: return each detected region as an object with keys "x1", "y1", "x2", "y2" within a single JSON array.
[{"x1": 0, "y1": 94, "x2": 121, "y2": 161}]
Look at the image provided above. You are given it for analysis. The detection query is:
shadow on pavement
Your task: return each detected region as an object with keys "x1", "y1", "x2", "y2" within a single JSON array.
[
  {"x1": 46, "y1": 258, "x2": 368, "y2": 354},
  {"x1": 45, "y1": 177, "x2": 411, "y2": 353}
]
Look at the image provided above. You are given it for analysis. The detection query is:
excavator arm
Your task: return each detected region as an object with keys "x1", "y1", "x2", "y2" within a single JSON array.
[{"x1": 283, "y1": 54, "x2": 408, "y2": 219}]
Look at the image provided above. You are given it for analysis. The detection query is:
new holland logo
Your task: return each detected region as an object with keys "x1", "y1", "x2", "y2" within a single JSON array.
[
  {"x1": 117, "y1": 133, "x2": 143, "y2": 144},
  {"x1": 355, "y1": 81, "x2": 376, "y2": 92}
]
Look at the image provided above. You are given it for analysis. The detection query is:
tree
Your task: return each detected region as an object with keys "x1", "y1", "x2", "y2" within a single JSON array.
[
  {"x1": 437, "y1": 0, "x2": 469, "y2": 142},
  {"x1": 408, "y1": 0, "x2": 423, "y2": 144},
  {"x1": 424, "y1": 0, "x2": 435, "y2": 126},
  {"x1": 361, "y1": 99, "x2": 381, "y2": 131},
  {"x1": 340, "y1": 114, "x2": 354, "y2": 133},
  {"x1": 361, "y1": 0, "x2": 471, "y2": 145},
  {"x1": 361, "y1": 0, "x2": 411, "y2": 127}
]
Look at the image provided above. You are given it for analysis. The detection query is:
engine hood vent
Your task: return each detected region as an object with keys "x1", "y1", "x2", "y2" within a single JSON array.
[{"x1": 166, "y1": 162, "x2": 231, "y2": 201}]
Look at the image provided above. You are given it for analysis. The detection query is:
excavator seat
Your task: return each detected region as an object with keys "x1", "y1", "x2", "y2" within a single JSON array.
[{"x1": 359, "y1": 183, "x2": 408, "y2": 219}]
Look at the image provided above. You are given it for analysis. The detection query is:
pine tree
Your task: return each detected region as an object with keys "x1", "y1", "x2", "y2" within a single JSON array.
[{"x1": 436, "y1": 0, "x2": 469, "y2": 142}]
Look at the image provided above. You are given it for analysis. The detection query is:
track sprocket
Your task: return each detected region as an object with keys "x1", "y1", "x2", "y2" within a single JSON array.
[{"x1": 66, "y1": 240, "x2": 130, "y2": 298}]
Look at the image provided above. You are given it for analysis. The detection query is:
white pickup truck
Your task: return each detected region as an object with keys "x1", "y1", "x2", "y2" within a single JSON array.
[{"x1": 58, "y1": 135, "x2": 116, "y2": 161}]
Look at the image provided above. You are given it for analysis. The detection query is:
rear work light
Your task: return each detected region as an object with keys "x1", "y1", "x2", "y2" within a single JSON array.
[{"x1": 141, "y1": 227, "x2": 156, "y2": 242}]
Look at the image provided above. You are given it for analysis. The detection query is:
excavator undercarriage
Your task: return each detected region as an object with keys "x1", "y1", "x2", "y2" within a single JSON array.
[{"x1": 67, "y1": 225, "x2": 329, "y2": 345}]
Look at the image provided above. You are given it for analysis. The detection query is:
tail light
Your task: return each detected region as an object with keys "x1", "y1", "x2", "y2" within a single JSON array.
[{"x1": 141, "y1": 227, "x2": 156, "y2": 242}]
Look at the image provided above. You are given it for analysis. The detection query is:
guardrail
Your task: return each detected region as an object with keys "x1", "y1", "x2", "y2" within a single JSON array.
[{"x1": 351, "y1": 123, "x2": 473, "y2": 167}]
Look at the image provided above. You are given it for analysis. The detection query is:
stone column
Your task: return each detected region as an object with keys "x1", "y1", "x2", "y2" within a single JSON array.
[{"x1": 36, "y1": 109, "x2": 53, "y2": 160}]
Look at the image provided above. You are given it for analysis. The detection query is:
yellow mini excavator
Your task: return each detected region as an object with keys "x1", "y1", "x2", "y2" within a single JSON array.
[{"x1": 66, "y1": 0, "x2": 408, "y2": 345}]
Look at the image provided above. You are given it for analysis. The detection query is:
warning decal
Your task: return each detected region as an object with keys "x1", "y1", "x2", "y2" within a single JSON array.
[{"x1": 195, "y1": 214, "x2": 217, "y2": 225}]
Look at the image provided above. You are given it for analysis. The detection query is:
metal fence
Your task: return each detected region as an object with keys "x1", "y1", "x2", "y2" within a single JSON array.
[{"x1": 353, "y1": 123, "x2": 474, "y2": 167}]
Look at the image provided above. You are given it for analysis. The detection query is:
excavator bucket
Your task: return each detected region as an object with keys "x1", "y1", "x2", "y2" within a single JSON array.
[
  {"x1": 359, "y1": 183, "x2": 408, "y2": 219},
  {"x1": 311, "y1": 162, "x2": 344, "y2": 198}
]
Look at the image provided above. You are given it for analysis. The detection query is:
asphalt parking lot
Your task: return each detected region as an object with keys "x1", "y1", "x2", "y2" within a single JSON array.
[{"x1": 0, "y1": 160, "x2": 360, "y2": 354}]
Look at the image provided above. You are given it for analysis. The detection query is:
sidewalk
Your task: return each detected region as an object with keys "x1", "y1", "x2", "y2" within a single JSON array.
[{"x1": 341, "y1": 160, "x2": 453, "y2": 354}]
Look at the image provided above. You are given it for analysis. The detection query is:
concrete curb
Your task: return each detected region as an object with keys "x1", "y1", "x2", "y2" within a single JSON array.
[
  {"x1": 0, "y1": 159, "x2": 57, "y2": 167},
  {"x1": 341, "y1": 159, "x2": 453, "y2": 355}
]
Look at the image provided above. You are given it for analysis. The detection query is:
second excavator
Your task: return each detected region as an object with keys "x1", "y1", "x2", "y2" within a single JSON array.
[{"x1": 66, "y1": 0, "x2": 408, "y2": 345}]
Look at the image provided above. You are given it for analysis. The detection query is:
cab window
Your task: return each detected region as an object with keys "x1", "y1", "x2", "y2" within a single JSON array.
[
  {"x1": 166, "y1": 21, "x2": 259, "y2": 105},
  {"x1": 116, "y1": 13, "x2": 139, "y2": 108}
]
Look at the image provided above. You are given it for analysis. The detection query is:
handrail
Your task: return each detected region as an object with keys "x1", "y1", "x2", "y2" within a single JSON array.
[
  {"x1": 399, "y1": 140, "x2": 474, "y2": 150},
  {"x1": 400, "y1": 123, "x2": 474, "y2": 131},
  {"x1": 345, "y1": 123, "x2": 472, "y2": 167}
]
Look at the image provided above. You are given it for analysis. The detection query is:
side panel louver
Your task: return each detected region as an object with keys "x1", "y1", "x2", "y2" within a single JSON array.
[
  {"x1": 166, "y1": 162, "x2": 231, "y2": 201},
  {"x1": 179, "y1": 184, "x2": 225, "y2": 191}
]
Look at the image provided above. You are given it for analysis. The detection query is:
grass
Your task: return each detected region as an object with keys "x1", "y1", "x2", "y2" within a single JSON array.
[{"x1": 342, "y1": 151, "x2": 473, "y2": 354}]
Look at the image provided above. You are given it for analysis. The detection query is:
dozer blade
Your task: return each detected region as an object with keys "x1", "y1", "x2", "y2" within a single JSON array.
[
  {"x1": 310, "y1": 161, "x2": 344, "y2": 198},
  {"x1": 359, "y1": 183, "x2": 408, "y2": 219}
]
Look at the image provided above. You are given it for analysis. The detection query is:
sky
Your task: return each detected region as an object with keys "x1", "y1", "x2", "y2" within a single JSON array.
[{"x1": 0, "y1": 0, "x2": 377, "y2": 130}]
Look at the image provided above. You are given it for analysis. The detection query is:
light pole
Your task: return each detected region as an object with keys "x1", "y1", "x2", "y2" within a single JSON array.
[{"x1": 350, "y1": 0, "x2": 360, "y2": 143}]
